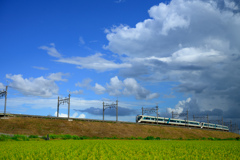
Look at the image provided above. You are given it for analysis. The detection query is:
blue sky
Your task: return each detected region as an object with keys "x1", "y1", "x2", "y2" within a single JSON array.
[{"x1": 1, "y1": 0, "x2": 240, "y2": 128}]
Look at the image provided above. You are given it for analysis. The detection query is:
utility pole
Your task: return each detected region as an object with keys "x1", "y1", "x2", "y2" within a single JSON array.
[
  {"x1": 0, "y1": 86, "x2": 8, "y2": 117},
  {"x1": 207, "y1": 114, "x2": 209, "y2": 129},
  {"x1": 156, "y1": 104, "x2": 158, "y2": 124},
  {"x1": 103, "y1": 100, "x2": 118, "y2": 122},
  {"x1": 103, "y1": 102, "x2": 104, "y2": 121},
  {"x1": 230, "y1": 120, "x2": 232, "y2": 132},
  {"x1": 57, "y1": 94, "x2": 70, "y2": 118},
  {"x1": 222, "y1": 117, "x2": 223, "y2": 129},
  {"x1": 116, "y1": 100, "x2": 118, "y2": 122},
  {"x1": 57, "y1": 96, "x2": 59, "y2": 117},
  {"x1": 68, "y1": 94, "x2": 70, "y2": 119},
  {"x1": 4, "y1": 86, "x2": 8, "y2": 117}
]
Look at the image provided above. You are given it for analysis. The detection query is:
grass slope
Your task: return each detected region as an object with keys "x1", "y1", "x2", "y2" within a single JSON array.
[{"x1": 0, "y1": 117, "x2": 239, "y2": 139}]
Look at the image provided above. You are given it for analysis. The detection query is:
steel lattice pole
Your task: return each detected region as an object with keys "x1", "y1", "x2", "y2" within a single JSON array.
[
  {"x1": 57, "y1": 96, "x2": 59, "y2": 117},
  {"x1": 4, "y1": 86, "x2": 8, "y2": 117},
  {"x1": 103, "y1": 102, "x2": 104, "y2": 121},
  {"x1": 68, "y1": 94, "x2": 70, "y2": 119},
  {"x1": 116, "y1": 100, "x2": 118, "y2": 122}
]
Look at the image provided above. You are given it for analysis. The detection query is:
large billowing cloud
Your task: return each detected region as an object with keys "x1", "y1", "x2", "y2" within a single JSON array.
[
  {"x1": 104, "y1": 0, "x2": 240, "y2": 125},
  {"x1": 6, "y1": 73, "x2": 68, "y2": 97},
  {"x1": 105, "y1": 0, "x2": 240, "y2": 58},
  {"x1": 106, "y1": 76, "x2": 159, "y2": 100}
]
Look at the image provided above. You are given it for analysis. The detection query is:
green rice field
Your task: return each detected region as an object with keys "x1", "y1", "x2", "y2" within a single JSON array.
[{"x1": 0, "y1": 140, "x2": 239, "y2": 159}]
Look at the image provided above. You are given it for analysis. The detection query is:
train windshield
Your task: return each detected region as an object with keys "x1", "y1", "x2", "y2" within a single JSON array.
[{"x1": 138, "y1": 116, "x2": 142, "y2": 121}]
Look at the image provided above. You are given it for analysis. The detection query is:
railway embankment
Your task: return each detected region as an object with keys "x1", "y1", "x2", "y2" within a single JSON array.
[{"x1": 0, "y1": 116, "x2": 239, "y2": 139}]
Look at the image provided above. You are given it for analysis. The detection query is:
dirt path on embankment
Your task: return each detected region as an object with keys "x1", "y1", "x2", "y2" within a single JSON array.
[{"x1": 0, "y1": 117, "x2": 239, "y2": 139}]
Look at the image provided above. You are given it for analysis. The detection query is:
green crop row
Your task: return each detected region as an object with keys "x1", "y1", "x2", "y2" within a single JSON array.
[
  {"x1": 1, "y1": 134, "x2": 240, "y2": 141},
  {"x1": 0, "y1": 140, "x2": 239, "y2": 159}
]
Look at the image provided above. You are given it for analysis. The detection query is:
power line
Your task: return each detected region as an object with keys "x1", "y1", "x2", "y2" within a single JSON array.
[{"x1": 142, "y1": 104, "x2": 159, "y2": 124}]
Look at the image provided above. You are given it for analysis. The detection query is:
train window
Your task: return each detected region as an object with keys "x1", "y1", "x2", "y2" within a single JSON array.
[{"x1": 191, "y1": 122, "x2": 199, "y2": 125}]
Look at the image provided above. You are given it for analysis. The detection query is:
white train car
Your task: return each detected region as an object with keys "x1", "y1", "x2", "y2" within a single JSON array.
[
  {"x1": 136, "y1": 115, "x2": 201, "y2": 127},
  {"x1": 136, "y1": 115, "x2": 229, "y2": 131},
  {"x1": 201, "y1": 122, "x2": 229, "y2": 131}
]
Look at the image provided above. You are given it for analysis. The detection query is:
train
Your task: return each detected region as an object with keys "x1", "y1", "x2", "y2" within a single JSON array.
[{"x1": 136, "y1": 115, "x2": 229, "y2": 131}]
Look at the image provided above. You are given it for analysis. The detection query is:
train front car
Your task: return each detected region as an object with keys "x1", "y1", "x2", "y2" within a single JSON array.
[
  {"x1": 136, "y1": 115, "x2": 166, "y2": 124},
  {"x1": 136, "y1": 115, "x2": 143, "y2": 123}
]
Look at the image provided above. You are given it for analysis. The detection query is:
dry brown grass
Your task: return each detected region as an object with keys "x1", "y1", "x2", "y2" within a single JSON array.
[{"x1": 0, "y1": 117, "x2": 239, "y2": 139}]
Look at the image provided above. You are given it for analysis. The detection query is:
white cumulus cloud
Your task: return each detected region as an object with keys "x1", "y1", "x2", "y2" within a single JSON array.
[
  {"x1": 70, "y1": 90, "x2": 84, "y2": 95},
  {"x1": 6, "y1": 73, "x2": 68, "y2": 97},
  {"x1": 93, "y1": 83, "x2": 106, "y2": 95},
  {"x1": 77, "y1": 76, "x2": 159, "y2": 100},
  {"x1": 47, "y1": 72, "x2": 69, "y2": 82},
  {"x1": 71, "y1": 112, "x2": 86, "y2": 118},
  {"x1": 167, "y1": 98, "x2": 191, "y2": 117}
]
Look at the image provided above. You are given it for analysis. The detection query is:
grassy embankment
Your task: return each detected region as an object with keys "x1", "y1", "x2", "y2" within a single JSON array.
[{"x1": 0, "y1": 117, "x2": 239, "y2": 140}]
